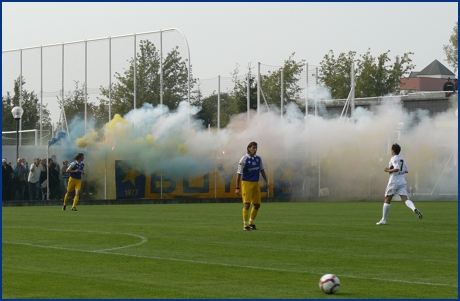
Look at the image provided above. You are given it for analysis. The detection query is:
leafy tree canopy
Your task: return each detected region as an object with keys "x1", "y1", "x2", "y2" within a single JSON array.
[
  {"x1": 443, "y1": 21, "x2": 458, "y2": 73},
  {"x1": 259, "y1": 53, "x2": 305, "y2": 110},
  {"x1": 99, "y1": 40, "x2": 193, "y2": 119},
  {"x1": 55, "y1": 81, "x2": 96, "y2": 130},
  {"x1": 319, "y1": 49, "x2": 414, "y2": 99},
  {"x1": 2, "y1": 76, "x2": 52, "y2": 134}
]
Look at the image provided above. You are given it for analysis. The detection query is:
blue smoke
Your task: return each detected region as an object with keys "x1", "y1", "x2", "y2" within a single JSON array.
[{"x1": 48, "y1": 131, "x2": 68, "y2": 147}]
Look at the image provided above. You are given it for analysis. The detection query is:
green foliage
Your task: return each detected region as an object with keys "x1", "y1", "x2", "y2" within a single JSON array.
[
  {"x1": 320, "y1": 49, "x2": 415, "y2": 99},
  {"x1": 231, "y1": 64, "x2": 258, "y2": 112},
  {"x1": 99, "y1": 40, "x2": 193, "y2": 120},
  {"x1": 319, "y1": 51, "x2": 356, "y2": 99},
  {"x1": 443, "y1": 21, "x2": 458, "y2": 73},
  {"x1": 194, "y1": 65, "x2": 256, "y2": 128},
  {"x1": 2, "y1": 76, "x2": 52, "y2": 133},
  {"x1": 260, "y1": 53, "x2": 305, "y2": 110},
  {"x1": 2, "y1": 201, "x2": 457, "y2": 299},
  {"x1": 195, "y1": 92, "x2": 229, "y2": 128},
  {"x1": 55, "y1": 81, "x2": 96, "y2": 129},
  {"x1": 355, "y1": 50, "x2": 414, "y2": 97}
]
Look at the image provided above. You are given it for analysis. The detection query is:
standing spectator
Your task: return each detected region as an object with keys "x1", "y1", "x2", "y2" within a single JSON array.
[
  {"x1": 61, "y1": 160, "x2": 70, "y2": 195},
  {"x1": 454, "y1": 79, "x2": 458, "y2": 92},
  {"x1": 48, "y1": 161, "x2": 60, "y2": 200},
  {"x1": 51, "y1": 155, "x2": 62, "y2": 196},
  {"x1": 27, "y1": 158, "x2": 42, "y2": 201},
  {"x1": 12, "y1": 158, "x2": 29, "y2": 201},
  {"x1": 376, "y1": 143, "x2": 423, "y2": 225},
  {"x1": 51, "y1": 155, "x2": 60, "y2": 172},
  {"x1": 39, "y1": 158, "x2": 48, "y2": 200},
  {"x1": 2, "y1": 158, "x2": 14, "y2": 200},
  {"x1": 23, "y1": 158, "x2": 30, "y2": 201},
  {"x1": 62, "y1": 152, "x2": 85, "y2": 211},
  {"x1": 235, "y1": 141, "x2": 269, "y2": 231},
  {"x1": 443, "y1": 77, "x2": 455, "y2": 96}
]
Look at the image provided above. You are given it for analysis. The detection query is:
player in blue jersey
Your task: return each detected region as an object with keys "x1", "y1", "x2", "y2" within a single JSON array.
[
  {"x1": 62, "y1": 152, "x2": 85, "y2": 211},
  {"x1": 235, "y1": 141, "x2": 269, "y2": 231}
]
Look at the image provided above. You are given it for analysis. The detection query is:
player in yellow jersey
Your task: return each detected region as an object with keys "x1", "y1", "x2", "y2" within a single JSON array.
[
  {"x1": 235, "y1": 142, "x2": 269, "y2": 231},
  {"x1": 62, "y1": 152, "x2": 85, "y2": 211}
]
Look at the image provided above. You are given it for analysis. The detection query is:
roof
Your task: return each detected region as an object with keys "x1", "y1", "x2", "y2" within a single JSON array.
[
  {"x1": 417, "y1": 59, "x2": 455, "y2": 77},
  {"x1": 408, "y1": 71, "x2": 420, "y2": 78}
]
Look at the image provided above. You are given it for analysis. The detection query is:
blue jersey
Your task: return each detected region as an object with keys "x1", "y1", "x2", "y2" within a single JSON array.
[
  {"x1": 237, "y1": 154, "x2": 265, "y2": 182},
  {"x1": 68, "y1": 161, "x2": 84, "y2": 179}
]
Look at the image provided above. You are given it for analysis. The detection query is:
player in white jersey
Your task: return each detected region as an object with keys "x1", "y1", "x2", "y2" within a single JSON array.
[{"x1": 376, "y1": 143, "x2": 423, "y2": 225}]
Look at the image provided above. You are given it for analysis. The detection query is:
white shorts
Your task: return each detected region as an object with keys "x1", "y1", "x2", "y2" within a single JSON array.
[{"x1": 385, "y1": 182, "x2": 407, "y2": 197}]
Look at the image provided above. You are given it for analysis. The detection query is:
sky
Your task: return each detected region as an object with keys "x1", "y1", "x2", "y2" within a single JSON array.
[
  {"x1": 1, "y1": 2, "x2": 457, "y2": 200},
  {"x1": 2, "y1": 2, "x2": 458, "y2": 79}
]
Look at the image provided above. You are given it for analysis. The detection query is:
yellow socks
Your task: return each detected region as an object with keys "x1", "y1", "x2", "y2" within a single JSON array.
[
  {"x1": 72, "y1": 194, "x2": 80, "y2": 208},
  {"x1": 242, "y1": 208, "x2": 249, "y2": 226},
  {"x1": 63, "y1": 194, "x2": 69, "y2": 206},
  {"x1": 249, "y1": 207, "x2": 258, "y2": 225}
]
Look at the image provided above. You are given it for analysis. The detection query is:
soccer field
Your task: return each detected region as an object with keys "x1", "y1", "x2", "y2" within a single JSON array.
[{"x1": 2, "y1": 201, "x2": 458, "y2": 298}]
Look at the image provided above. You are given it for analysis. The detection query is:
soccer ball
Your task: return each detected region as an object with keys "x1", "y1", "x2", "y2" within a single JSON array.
[{"x1": 319, "y1": 274, "x2": 340, "y2": 294}]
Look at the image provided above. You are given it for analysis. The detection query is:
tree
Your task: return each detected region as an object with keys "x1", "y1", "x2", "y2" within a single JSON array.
[
  {"x1": 355, "y1": 50, "x2": 414, "y2": 97},
  {"x1": 319, "y1": 49, "x2": 414, "y2": 99},
  {"x1": 259, "y1": 53, "x2": 305, "y2": 110},
  {"x1": 99, "y1": 40, "x2": 193, "y2": 119},
  {"x1": 2, "y1": 76, "x2": 52, "y2": 133},
  {"x1": 195, "y1": 92, "x2": 229, "y2": 128},
  {"x1": 162, "y1": 46, "x2": 193, "y2": 110},
  {"x1": 443, "y1": 21, "x2": 458, "y2": 73},
  {"x1": 319, "y1": 51, "x2": 356, "y2": 99},
  {"x1": 231, "y1": 64, "x2": 258, "y2": 113},
  {"x1": 55, "y1": 81, "x2": 96, "y2": 129}
]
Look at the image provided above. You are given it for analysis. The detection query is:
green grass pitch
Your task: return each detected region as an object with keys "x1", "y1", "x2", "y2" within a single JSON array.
[{"x1": 2, "y1": 201, "x2": 458, "y2": 298}]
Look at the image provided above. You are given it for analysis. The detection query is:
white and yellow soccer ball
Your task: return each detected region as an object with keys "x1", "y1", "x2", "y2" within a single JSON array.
[{"x1": 319, "y1": 274, "x2": 340, "y2": 294}]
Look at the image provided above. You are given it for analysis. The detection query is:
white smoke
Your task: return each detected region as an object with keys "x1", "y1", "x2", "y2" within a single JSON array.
[{"x1": 60, "y1": 93, "x2": 457, "y2": 199}]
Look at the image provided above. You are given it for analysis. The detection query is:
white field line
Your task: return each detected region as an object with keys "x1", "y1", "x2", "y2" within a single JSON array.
[{"x1": 2, "y1": 227, "x2": 457, "y2": 288}]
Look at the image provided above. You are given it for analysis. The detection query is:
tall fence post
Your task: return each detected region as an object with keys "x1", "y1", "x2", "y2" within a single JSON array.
[
  {"x1": 281, "y1": 66, "x2": 284, "y2": 118},
  {"x1": 305, "y1": 63, "x2": 308, "y2": 120},
  {"x1": 247, "y1": 70, "x2": 250, "y2": 123},
  {"x1": 217, "y1": 75, "x2": 221, "y2": 130},
  {"x1": 257, "y1": 62, "x2": 261, "y2": 116}
]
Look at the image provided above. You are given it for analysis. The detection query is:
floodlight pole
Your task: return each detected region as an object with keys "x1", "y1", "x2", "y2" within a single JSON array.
[{"x1": 11, "y1": 106, "x2": 24, "y2": 160}]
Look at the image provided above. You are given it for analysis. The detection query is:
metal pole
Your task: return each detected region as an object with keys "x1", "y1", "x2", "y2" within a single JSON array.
[
  {"x1": 15, "y1": 119, "x2": 19, "y2": 160},
  {"x1": 351, "y1": 62, "x2": 355, "y2": 118},
  {"x1": 247, "y1": 69, "x2": 250, "y2": 123},
  {"x1": 85, "y1": 40, "x2": 88, "y2": 133},
  {"x1": 217, "y1": 75, "x2": 221, "y2": 130},
  {"x1": 257, "y1": 62, "x2": 261, "y2": 115},
  {"x1": 46, "y1": 147, "x2": 49, "y2": 200},
  {"x1": 133, "y1": 34, "x2": 137, "y2": 110},
  {"x1": 19, "y1": 49, "x2": 23, "y2": 145},
  {"x1": 281, "y1": 67, "x2": 284, "y2": 118},
  {"x1": 305, "y1": 63, "x2": 308, "y2": 119},
  {"x1": 40, "y1": 46, "x2": 43, "y2": 144},
  {"x1": 160, "y1": 30, "x2": 163, "y2": 106},
  {"x1": 315, "y1": 67, "x2": 318, "y2": 117},
  {"x1": 62, "y1": 43, "x2": 65, "y2": 131},
  {"x1": 109, "y1": 37, "x2": 112, "y2": 122}
]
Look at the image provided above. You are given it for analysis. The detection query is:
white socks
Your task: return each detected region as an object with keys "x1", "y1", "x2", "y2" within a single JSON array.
[
  {"x1": 404, "y1": 199, "x2": 416, "y2": 211},
  {"x1": 382, "y1": 203, "x2": 390, "y2": 221}
]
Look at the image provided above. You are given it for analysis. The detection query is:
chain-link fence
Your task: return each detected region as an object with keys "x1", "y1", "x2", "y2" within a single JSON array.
[
  {"x1": 2, "y1": 28, "x2": 191, "y2": 141},
  {"x1": 3, "y1": 29, "x2": 457, "y2": 201}
]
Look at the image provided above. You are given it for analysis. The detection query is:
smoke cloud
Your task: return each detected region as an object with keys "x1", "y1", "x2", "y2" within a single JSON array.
[{"x1": 60, "y1": 94, "x2": 457, "y2": 199}]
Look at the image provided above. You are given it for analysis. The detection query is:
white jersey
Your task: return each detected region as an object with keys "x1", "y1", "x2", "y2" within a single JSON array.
[{"x1": 388, "y1": 154, "x2": 408, "y2": 185}]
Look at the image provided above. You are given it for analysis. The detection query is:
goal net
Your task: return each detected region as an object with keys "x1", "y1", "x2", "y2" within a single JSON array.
[{"x1": 2, "y1": 129, "x2": 51, "y2": 146}]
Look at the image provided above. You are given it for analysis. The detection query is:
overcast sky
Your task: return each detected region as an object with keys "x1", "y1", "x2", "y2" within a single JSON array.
[{"x1": 2, "y1": 2, "x2": 458, "y2": 79}]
